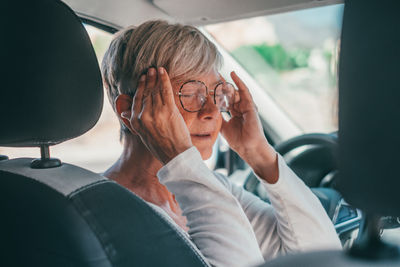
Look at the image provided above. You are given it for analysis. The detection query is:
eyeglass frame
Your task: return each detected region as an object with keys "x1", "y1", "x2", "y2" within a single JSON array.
[{"x1": 175, "y1": 79, "x2": 235, "y2": 113}]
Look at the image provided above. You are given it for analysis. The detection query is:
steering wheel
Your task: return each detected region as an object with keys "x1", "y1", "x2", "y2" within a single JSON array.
[
  {"x1": 274, "y1": 133, "x2": 339, "y2": 188},
  {"x1": 244, "y1": 132, "x2": 339, "y2": 193},
  {"x1": 244, "y1": 132, "x2": 340, "y2": 201}
]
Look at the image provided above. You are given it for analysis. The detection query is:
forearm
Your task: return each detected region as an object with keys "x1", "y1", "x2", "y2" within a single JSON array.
[
  {"x1": 241, "y1": 141, "x2": 279, "y2": 184},
  {"x1": 235, "y1": 145, "x2": 342, "y2": 254},
  {"x1": 258, "y1": 154, "x2": 342, "y2": 252}
]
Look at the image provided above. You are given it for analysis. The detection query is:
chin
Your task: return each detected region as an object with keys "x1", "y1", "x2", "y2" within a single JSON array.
[
  {"x1": 194, "y1": 144, "x2": 213, "y2": 160},
  {"x1": 199, "y1": 149, "x2": 213, "y2": 160}
]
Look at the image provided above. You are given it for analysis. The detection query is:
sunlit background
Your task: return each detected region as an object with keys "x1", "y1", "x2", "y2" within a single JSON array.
[{"x1": 206, "y1": 4, "x2": 343, "y2": 133}]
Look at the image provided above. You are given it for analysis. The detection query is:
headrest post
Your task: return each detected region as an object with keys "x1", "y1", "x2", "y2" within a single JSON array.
[
  {"x1": 40, "y1": 144, "x2": 50, "y2": 160},
  {"x1": 349, "y1": 214, "x2": 400, "y2": 260},
  {"x1": 30, "y1": 145, "x2": 62, "y2": 169}
]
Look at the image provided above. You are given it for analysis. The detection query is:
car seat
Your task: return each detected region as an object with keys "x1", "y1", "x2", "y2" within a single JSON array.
[
  {"x1": 0, "y1": 1, "x2": 209, "y2": 266},
  {"x1": 260, "y1": 0, "x2": 400, "y2": 266}
]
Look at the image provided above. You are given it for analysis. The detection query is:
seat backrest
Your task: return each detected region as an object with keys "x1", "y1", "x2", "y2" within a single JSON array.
[
  {"x1": 260, "y1": 0, "x2": 400, "y2": 266},
  {"x1": 1, "y1": 159, "x2": 208, "y2": 267},
  {"x1": 337, "y1": 0, "x2": 400, "y2": 216},
  {"x1": 0, "y1": 1, "x2": 208, "y2": 266}
]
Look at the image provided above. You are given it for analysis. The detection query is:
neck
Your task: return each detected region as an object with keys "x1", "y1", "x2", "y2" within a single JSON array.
[{"x1": 104, "y1": 134, "x2": 177, "y2": 210}]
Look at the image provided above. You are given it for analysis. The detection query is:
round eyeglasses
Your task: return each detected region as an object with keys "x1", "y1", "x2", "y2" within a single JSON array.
[{"x1": 176, "y1": 80, "x2": 236, "y2": 112}]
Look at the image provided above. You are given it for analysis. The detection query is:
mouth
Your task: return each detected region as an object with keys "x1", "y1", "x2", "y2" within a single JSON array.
[{"x1": 191, "y1": 133, "x2": 212, "y2": 139}]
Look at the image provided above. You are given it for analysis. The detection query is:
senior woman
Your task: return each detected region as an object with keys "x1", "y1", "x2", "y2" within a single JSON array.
[{"x1": 101, "y1": 20, "x2": 341, "y2": 266}]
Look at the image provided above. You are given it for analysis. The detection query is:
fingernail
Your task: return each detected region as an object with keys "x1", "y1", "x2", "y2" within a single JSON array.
[
  {"x1": 140, "y1": 74, "x2": 146, "y2": 81},
  {"x1": 159, "y1": 67, "x2": 164, "y2": 75},
  {"x1": 148, "y1": 68, "x2": 155, "y2": 76}
]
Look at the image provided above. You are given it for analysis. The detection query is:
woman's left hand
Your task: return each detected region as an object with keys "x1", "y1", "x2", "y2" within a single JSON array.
[{"x1": 221, "y1": 71, "x2": 279, "y2": 183}]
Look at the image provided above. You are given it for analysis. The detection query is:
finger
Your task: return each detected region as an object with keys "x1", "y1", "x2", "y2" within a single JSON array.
[
  {"x1": 141, "y1": 87, "x2": 153, "y2": 116},
  {"x1": 151, "y1": 71, "x2": 163, "y2": 110},
  {"x1": 132, "y1": 74, "x2": 146, "y2": 115},
  {"x1": 229, "y1": 104, "x2": 242, "y2": 117},
  {"x1": 151, "y1": 72, "x2": 164, "y2": 109},
  {"x1": 158, "y1": 67, "x2": 175, "y2": 106},
  {"x1": 230, "y1": 71, "x2": 254, "y2": 103},
  {"x1": 233, "y1": 90, "x2": 240, "y2": 104},
  {"x1": 145, "y1": 67, "x2": 157, "y2": 96}
]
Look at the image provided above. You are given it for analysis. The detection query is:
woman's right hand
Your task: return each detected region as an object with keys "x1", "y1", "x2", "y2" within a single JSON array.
[
  {"x1": 121, "y1": 67, "x2": 193, "y2": 164},
  {"x1": 221, "y1": 71, "x2": 279, "y2": 183}
]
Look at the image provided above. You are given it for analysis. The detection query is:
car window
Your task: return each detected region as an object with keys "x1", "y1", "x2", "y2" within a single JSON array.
[
  {"x1": 205, "y1": 4, "x2": 344, "y2": 134},
  {"x1": 0, "y1": 24, "x2": 122, "y2": 173}
]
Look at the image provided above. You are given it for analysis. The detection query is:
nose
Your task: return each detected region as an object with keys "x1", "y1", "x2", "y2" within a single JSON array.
[{"x1": 198, "y1": 94, "x2": 219, "y2": 120}]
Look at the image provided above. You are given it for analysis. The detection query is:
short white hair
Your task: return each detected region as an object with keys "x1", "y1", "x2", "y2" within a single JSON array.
[{"x1": 101, "y1": 20, "x2": 222, "y2": 137}]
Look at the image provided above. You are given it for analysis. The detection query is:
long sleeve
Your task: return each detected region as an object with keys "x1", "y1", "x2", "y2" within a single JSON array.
[
  {"x1": 157, "y1": 147, "x2": 342, "y2": 266},
  {"x1": 213, "y1": 153, "x2": 342, "y2": 260},
  {"x1": 157, "y1": 146, "x2": 264, "y2": 267}
]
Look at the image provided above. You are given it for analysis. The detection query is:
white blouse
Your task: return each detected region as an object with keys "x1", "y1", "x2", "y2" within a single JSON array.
[{"x1": 154, "y1": 146, "x2": 342, "y2": 267}]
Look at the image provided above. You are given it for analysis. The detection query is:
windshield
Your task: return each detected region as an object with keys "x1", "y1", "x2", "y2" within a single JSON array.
[{"x1": 205, "y1": 4, "x2": 344, "y2": 133}]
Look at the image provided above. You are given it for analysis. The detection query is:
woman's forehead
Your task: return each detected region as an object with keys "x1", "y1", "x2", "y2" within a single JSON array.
[{"x1": 183, "y1": 70, "x2": 222, "y2": 86}]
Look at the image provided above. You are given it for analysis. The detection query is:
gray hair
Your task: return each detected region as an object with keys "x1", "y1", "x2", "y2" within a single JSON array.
[{"x1": 101, "y1": 20, "x2": 222, "y2": 138}]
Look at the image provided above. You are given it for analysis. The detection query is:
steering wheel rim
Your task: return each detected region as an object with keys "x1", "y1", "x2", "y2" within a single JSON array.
[
  {"x1": 243, "y1": 132, "x2": 339, "y2": 193},
  {"x1": 274, "y1": 132, "x2": 338, "y2": 156}
]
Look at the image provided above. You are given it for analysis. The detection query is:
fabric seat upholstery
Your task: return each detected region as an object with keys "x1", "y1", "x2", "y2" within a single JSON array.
[
  {"x1": 0, "y1": 1, "x2": 208, "y2": 266},
  {"x1": 260, "y1": 0, "x2": 400, "y2": 266}
]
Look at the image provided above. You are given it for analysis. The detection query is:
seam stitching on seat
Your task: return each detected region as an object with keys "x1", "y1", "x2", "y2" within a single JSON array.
[
  {"x1": 117, "y1": 183, "x2": 211, "y2": 267},
  {"x1": 68, "y1": 179, "x2": 109, "y2": 198},
  {"x1": 70, "y1": 192, "x2": 115, "y2": 265},
  {"x1": 147, "y1": 203, "x2": 211, "y2": 267}
]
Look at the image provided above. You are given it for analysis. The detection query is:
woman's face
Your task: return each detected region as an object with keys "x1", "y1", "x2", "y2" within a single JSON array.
[{"x1": 172, "y1": 70, "x2": 223, "y2": 160}]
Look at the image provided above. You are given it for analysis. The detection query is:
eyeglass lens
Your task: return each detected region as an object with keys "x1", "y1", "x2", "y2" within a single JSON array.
[
  {"x1": 180, "y1": 81, "x2": 235, "y2": 112},
  {"x1": 215, "y1": 83, "x2": 235, "y2": 112}
]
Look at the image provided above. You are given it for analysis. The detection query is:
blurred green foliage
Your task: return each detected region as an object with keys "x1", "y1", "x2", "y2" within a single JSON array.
[{"x1": 233, "y1": 43, "x2": 310, "y2": 72}]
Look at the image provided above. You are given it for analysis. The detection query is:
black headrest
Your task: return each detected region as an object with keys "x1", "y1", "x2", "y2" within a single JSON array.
[
  {"x1": 338, "y1": 0, "x2": 400, "y2": 216},
  {"x1": 0, "y1": 0, "x2": 103, "y2": 147}
]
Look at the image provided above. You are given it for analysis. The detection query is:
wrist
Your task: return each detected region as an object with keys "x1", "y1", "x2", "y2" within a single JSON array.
[
  {"x1": 242, "y1": 142, "x2": 279, "y2": 184},
  {"x1": 164, "y1": 140, "x2": 193, "y2": 165},
  {"x1": 175, "y1": 141, "x2": 193, "y2": 157}
]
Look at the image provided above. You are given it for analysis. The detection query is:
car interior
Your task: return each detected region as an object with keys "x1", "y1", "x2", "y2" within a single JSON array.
[{"x1": 1, "y1": 0, "x2": 399, "y2": 266}]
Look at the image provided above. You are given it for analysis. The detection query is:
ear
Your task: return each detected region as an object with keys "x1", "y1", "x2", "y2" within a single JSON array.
[{"x1": 115, "y1": 94, "x2": 138, "y2": 135}]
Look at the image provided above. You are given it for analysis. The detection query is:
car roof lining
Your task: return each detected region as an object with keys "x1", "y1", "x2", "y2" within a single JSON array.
[{"x1": 65, "y1": 0, "x2": 343, "y2": 30}]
